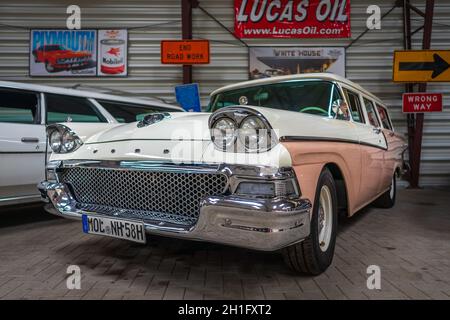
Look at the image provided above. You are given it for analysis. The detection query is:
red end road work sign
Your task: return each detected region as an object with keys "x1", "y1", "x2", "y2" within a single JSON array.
[
  {"x1": 402, "y1": 93, "x2": 443, "y2": 113},
  {"x1": 161, "y1": 40, "x2": 210, "y2": 65}
]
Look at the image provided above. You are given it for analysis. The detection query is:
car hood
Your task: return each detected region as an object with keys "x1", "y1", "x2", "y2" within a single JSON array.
[
  {"x1": 83, "y1": 106, "x2": 347, "y2": 145},
  {"x1": 85, "y1": 112, "x2": 212, "y2": 144}
]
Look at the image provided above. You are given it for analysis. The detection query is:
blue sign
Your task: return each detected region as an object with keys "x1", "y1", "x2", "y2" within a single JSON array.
[{"x1": 175, "y1": 83, "x2": 201, "y2": 112}]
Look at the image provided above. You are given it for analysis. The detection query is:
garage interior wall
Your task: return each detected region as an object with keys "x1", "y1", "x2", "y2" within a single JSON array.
[
  {"x1": 0, "y1": 0, "x2": 182, "y2": 100},
  {"x1": 0, "y1": 0, "x2": 449, "y2": 186}
]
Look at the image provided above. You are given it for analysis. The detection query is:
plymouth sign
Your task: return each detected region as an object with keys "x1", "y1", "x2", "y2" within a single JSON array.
[{"x1": 234, "y1": 0, "x2": 351, "y2": 39}]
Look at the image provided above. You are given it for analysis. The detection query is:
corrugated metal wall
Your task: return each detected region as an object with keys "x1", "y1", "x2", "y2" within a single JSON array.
[
  {"x1": 192, "y1": 0, "x2": 450, "y2": 187},
  {"x1": 0, "y1": 0, "x2": 182, "y2": 101},
  {"x1": 0, "y1": 0, "x2": 449, "y2": 186}
]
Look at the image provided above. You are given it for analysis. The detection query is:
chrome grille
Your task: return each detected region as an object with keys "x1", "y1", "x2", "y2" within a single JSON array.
[{"x1": 61, "y1": 167, "x2": 228, "y2": 223}]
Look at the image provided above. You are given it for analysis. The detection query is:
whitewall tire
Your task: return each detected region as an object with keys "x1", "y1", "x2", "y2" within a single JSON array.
[{"x1": 282, "y1": 168, "x2": 338, "y2": 275}]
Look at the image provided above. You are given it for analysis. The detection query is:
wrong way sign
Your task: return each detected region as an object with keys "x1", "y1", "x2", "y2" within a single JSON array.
[
  {"x1": 402, "y1": 93, "x2": 443, "y2": 113},
  {"x1": 393, "y1": 50, "x2": 450, "y2": 82}
]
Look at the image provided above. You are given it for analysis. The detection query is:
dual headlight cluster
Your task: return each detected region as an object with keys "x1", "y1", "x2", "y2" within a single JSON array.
[
  {"x1": 47, "y1": 125, "x2": 83, "y2": 154},
  {"x1": 210, "y1": 109, "x2": 276, "y2": 153}
]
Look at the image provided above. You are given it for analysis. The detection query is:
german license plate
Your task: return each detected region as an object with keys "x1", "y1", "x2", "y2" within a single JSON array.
[{"x1": 82, "y1": 214, "x2": 146, "y2": 244}]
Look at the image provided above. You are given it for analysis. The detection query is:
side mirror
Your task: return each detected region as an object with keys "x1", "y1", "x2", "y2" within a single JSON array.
[
  {"x1": 331, "y1": 99, "x2": 343, "y2": 118},
  {"x1": 332, "y1": 99, "x2": 350, "y2": 120}
]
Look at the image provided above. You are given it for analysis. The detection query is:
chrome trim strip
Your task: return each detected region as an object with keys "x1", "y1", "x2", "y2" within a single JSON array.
[
  {"x1": 52, "y1": 160, "x2": 297, "y2": 180},
  {"x1": 0, "y1": 151, "x2": 46, "y2": 154},
  {"x1": 85, "y1": 138, "x2": 210, "y2": 145},
  {"x1": 0, "y1": 194, "x2": 41, "y2": 202},
  {"x1": 51, "y1": 160, "x2": 301, "y2": 198},
  {"x1": 280, "y1": 136, "x2": 388, "y2": 151}
]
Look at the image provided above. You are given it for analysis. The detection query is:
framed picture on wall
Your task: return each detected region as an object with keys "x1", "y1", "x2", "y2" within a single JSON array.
[
  {"x1": 97, "y1": 29, "x2": 128, "y2": 76},
  {"x1": 30, "y1": 29, "x2": 97, "y2": 76},
  {"x1": 249, "y1": 47, "x2": 346, "y2": 80}
]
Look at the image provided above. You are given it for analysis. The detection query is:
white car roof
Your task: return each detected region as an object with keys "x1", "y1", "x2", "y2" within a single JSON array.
[
  {"x1": 0, "y1": 80, "x2": 184, "y2": 111},
  {"x1": 210, "y1": 73, "x2": 383, "y2": 105}
]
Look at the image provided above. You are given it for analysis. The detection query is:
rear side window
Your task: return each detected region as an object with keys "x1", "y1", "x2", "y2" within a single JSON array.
[
  {"x1": 45, "y1": 94, "x2": 106, "y2": 124},
  {"x1": 376, "y1": 104, "x2": 392, "y2": 130},
  {"x1": 0, "y1": 89, "x2": 39, "y2": 124},
  {"x1": 97, "y1": 99, "x2": 171, "y2": 123},
  {"x1": 363, "y1": 98, "x2": 381, "y2": 127},
  {"x1": 343, "y1": 89, "x2": 365, "y2": 124}
]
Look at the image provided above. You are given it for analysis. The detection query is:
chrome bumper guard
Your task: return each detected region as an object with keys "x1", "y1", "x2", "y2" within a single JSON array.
[{"x1": 38, "y1": 160, "x2": 311, "y2": 251}]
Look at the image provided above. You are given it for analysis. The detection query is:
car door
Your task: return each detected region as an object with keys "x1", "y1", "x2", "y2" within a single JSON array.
[
  {"x1": 359, "y1": 95, "x2": 388, "y2": 198},
  {"x1": 340, "y1": 86, "x2": 370, "y2": 209},
  {"x1": 0, "y1": 88, "x2": 46, "y2": 203},
  {"x1": 376, "y1": 103, "x2": 402, "y2": 191},
  {"x1": 323, "y1": 84, "x2": 363, "y2": 212}
]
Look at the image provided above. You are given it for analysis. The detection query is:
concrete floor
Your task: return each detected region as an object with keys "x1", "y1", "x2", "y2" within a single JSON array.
[{"x1": 0, "y1": 188, "x2": 449, "y2": 300}]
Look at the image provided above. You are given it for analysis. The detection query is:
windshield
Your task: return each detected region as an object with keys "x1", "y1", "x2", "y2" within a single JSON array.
[
  {"x1": 209, "y1": 80, "x2": 335, "y2": 117},
  {"x1": 97, "y1": 99, "x2": 180, "y2": 123},
  {"x1": 44, "y1": 45, "x2": 65, "y2": 51}
]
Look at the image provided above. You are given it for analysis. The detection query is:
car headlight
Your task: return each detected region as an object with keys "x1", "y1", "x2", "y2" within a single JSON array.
[
  {"x1": 209, "y1": 107, "x2": 277, "y2": 153},
  {"x1": 238, "y1": 115, "x2": 269, "y2": 151},
  {"x1": 47, "y1": 125, "x2": 83, "y2": 154},
  {"x1": 211, "y1": 117, "x2": 237, "y2": 151},
  {"x1": 49, "y1": 130, "x2": 62, "y2": 153},
  {"x1": 62, "y1": 130, "x2": 77, "y2": 152}
]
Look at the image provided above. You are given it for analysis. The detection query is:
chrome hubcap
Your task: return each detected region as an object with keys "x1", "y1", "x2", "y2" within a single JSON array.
[{"x1": 318, "y1": 185, "x2": 333, "y2": 252}]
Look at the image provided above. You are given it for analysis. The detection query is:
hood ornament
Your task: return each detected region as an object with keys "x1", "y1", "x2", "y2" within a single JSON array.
[{"x1": 137, "y1": 112, "x2": 171, "y2": 128}]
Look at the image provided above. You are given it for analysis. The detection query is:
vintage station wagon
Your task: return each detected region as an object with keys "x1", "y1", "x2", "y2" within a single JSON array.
[{"x1": 39, "y1": 73, "x2": 407, "y2": 275}]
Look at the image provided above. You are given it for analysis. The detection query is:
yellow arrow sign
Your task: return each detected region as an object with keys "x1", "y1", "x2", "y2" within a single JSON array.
[{"x1": 393, "y1": 50, "x2": 450, "y2": 83}]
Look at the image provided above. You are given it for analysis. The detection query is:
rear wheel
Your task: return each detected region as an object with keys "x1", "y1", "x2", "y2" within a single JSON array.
[
  {"x1": 282, "y1": 168, "x2": 338, "y2": 275},
  {"x1": 373, "y1": 174, "x2": 396, "y2": 208}
]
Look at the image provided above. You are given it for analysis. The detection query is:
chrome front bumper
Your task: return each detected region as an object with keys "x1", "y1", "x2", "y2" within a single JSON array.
[{"x1": 38, "y1": 161, "x2": 311, "y2": 251}]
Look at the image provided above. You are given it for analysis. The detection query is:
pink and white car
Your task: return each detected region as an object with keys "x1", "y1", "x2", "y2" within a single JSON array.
[{"x1": 40, "y1": 74, "x2": 407, "y2": 275}]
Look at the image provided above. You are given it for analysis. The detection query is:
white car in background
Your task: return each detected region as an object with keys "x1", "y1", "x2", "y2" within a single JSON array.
[{"x1": 0, "y1": 81, "x2": 183, "y2": 206}]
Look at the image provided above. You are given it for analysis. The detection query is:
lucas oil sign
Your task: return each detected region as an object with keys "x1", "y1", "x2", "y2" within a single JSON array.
[{"x1": 234, "y1": 0, "x2": 351, "y2": 38}]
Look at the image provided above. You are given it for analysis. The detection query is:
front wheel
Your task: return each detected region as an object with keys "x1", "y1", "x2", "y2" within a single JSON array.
[
  {"x1": 45, "y1": 62, "x2": 55, "y2": 73},
  {"x1": 373, "y1": 174, "x2": 396, "y2": 208},
  {"x1": 282, "y1": 168, "x2": 338, "y2": 275}
]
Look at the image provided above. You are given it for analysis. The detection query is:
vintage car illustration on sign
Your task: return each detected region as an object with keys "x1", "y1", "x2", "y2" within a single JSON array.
[
  {"x1": 32, "y1": 45, "x2": 93, "y2": 73},
  {"x1": 39, "y1": 74, "x2": 407, "y2": 274}
]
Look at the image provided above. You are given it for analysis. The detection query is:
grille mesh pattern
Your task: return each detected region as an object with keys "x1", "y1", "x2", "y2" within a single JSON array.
[{"x1": 61, "y1": 167, "x2": 228, "y2": 221}]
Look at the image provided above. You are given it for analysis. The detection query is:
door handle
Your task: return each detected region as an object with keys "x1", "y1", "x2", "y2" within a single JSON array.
[
  {"x1": 373, "y1": 128, "x2": 382, "y2": 134},
  {"x1": 21, "y1": 137, "x2": 39, "y2": 143}
]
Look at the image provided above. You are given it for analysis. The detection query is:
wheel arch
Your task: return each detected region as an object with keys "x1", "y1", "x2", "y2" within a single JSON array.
[{"x1": 324, "y1": 162, "x2": 350, "y2": 218}]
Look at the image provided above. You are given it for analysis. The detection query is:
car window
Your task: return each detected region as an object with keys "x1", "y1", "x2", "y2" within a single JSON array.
[
  {"x1": 209, "y1": 80, "x2": 333, "y2": 117},
  {"x1": 0, "y1": 89, "x2": 39, "y2": 124},
  {"x1": 363, "y1": 98, "x2": 381, "y2": 127},
  {"x1": 45, "y1": 93, "x2": 106, "y2": 124},
  {"x1": 97, "y1": 99, "x2": 175, "y2": 123},
  {"x1": 376, "y1": 104, "x2": 392, "y2": 130},
  {"x1": 343, "y1": 89, "x2": 365, "y2": 124}
]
